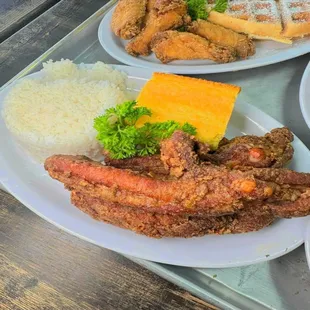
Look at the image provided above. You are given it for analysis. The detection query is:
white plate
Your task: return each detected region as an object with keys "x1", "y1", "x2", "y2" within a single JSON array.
[
  {"x1": 300, "y1": 61, "x2": 310, "y2": 129},
  {"x1": 304, "y1": 219, "x2": 310, "y2": 270},
  {"x1": 98, "y1": 8, "x2": 310, "y2": 75},
  {"x1": 1, "y1": 65, "x2": 309, "y2": 268}
]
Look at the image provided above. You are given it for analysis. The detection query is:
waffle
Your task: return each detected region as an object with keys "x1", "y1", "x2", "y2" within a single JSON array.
[
  {"x1": 207, "y1": 0, "x2": 293, "y2": 43},
  {"x1": 279, "y1": 0, "x2": 310, "y2": 37}
]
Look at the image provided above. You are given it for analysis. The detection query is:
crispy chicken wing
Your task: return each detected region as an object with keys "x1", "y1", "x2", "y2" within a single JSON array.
[
  {"x1": 188, "y1": 20, "x2": 255, "y2": 59},
  {"x1": 111, "y1": 0, "x2": 148, "y2": 40},
  {"x1": 151, "y1": 30, "x2": 237, "y2": 63},
  {"x1": 141, "y1": 0, "x2": 157, "y2": 28},
  {"x1": 146, "y1": 0, "x2": 156, "y2": 11},
  {"x1": 126, "y1": 0, "x2": 190, "y2": 56}
]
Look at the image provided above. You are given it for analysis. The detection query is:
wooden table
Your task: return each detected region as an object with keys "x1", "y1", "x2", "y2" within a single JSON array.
[{"x1": 0, "y1": 1, "x2": 216, "y2": 309}]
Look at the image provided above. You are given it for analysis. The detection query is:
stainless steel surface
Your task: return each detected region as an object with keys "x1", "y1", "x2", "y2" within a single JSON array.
[
  {"x1": 132, "y1": 245, "x2": 310, "y2": 310},
  {"x1": 1, "y1": 2, "x2": 310, "y2": 309}
]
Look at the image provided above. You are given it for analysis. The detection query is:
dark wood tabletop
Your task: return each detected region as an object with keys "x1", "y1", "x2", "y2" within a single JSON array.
[
  {"x1": 1, "y1": 190, "x2": 217, "y2": 310},
  {"x1": 0, "y1": 1, "x2": 216, "y2": 309},
  {"x1": 0, "y1": 0, "x2": 60, "y2": 42}
]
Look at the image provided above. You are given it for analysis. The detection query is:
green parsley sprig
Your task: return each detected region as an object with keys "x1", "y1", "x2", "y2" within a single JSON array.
[
  {"x1": 186, "y1": 0, "x2": 228, "y2": 21},
  {"x1": 212, "y1": 0, "x2": 228, "y2": 13},
  {"x1": 94, "y1": 101, "x2": 196, "y2": 159},
  {"x1": 186, "y1": 0, "x2": 209, "y2": 20}
]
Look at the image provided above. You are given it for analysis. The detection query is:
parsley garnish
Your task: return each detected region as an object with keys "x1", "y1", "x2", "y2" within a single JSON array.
[
  {"x1": 186, "y1": 0, "x2": 228, "y2": 20},
  {"x1": 212, "y1": 0, "x2": 228, "y2": 13},
  {"x1": 186, "y1": 0, "x2": 209, "y2": 20},
  {"x1": 94, "y1": 101, "x2": 196, "y2": 159}
]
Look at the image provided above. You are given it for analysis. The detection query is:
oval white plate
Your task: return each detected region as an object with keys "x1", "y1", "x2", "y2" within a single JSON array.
[
  {"x1": 98, "y1": 8, "x2": 310, "y2": 75},
  {"x1": 304, "y1": 219, "x2": 310, "y2": 270},
  {"x1": 0, "y1": 65, "x2": 309, "y2": 268},
  {"x1": 300, "y1": 61, "x2": 310, "y2": 129}
]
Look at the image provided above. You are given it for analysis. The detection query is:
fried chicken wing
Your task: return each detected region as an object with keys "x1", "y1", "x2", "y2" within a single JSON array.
[
  {"x1": 151, "y1": 31, "x2": 237, "y2": 63},
  {"x1": 126, "y1": 0, "x2": 190, "y2": 56},
  {"x1": 111, "y1": 0, "x2": 148, "y2": 40},
  {"x1": 147, "y1": 0, "x2": 156, "y2": 11},
  {"x1": 154, "y1": 0, "x2": 187, "y2": 14},
  {"x1": 188, "y1": 20, "x2": 255, "y2": 59},
  {"x1": 141, "y1": 0, "x2": 157, "y2": 28}
]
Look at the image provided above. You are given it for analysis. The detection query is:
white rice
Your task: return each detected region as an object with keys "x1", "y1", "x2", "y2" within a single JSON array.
[{"x1": 2, "y1": 60, "x2": 130, "y2": 162}]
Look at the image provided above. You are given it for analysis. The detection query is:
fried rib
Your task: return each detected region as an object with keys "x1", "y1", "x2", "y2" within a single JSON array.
[
  {"x1": 111, "y1": 0, "x2": 148, "y2": 40},
  {"x1": 45, "y1": 147, "x2": 310, "y2": 217},
  {"x1": 160, "y1": 130, "x2": 199, "y2": 177},
  {"x1": 104, "y1": 128, "x2": 294, "y2": 174},
  {"x1": 188, "y1": 20, "x2": 255, "y2": 59},
  {"x1": 44, "y1": 128, "x2": 310, "y2": 238},
  {"x1": 104, "y1": 154, "x2": 169, "y2": 175},
  {"x1": 72, "y1": 191, "x2": 275, "y2": 238},
  {"x1": 267, "y1": 194, "x2": 310, "y2": 218},
  {"x1": 45, "y1": 155, "x2": 248, "y2": 216},
  {"x1": 207, "y1": 127, "x2": 294, "y2": 168},
  {"x1": 151, "y1": 31, "x2": 237, "y2": 63},
  {"x1": 243, "y1": 168, "x2": 310, "y2": 185},
  {"x1": 126, "y1": 0, "x2": 189, "y2": 56}
]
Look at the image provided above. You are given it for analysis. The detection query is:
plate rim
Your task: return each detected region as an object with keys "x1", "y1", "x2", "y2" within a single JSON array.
[
  {"x1": 98, "y1": 8, "x2": 310, "y2": 75},
  {"x1": 300, "y1": 61, "x2": 310, "y2": 129},
  {"x1": 305, "y1": 218, "x2": 310, "y2": 270},
  {"x1": 0, "y1": 64, "x2": 308, "y2": 268}
]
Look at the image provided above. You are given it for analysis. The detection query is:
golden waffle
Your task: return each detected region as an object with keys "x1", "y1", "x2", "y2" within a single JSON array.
[
  {"x1": 279, "y1": 0, "x2": 310, "y2": 37},
  {"x1": 208, "y1": 0, "x2": 292, "y2": 43}
]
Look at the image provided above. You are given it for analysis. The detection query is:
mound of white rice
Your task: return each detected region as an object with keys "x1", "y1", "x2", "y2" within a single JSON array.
[{"x1": 2, "y1": 60, "x2": 130, "y2": 162}]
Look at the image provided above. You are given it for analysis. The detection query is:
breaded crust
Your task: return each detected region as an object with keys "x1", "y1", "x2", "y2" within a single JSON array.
[
  {"x1": 188, "y1": 19, "x2": 255, "y2": 59},
  {"x1": 45, "y1": 154, "x2": 310, "y2": 217},
  {"x1": 151, "y1": 31, "x2": 237, "y2": 63},
  {"x1": 126, "y1": 0, "x2": 190, "y2": 56},
  {"x1": 111, "y1": 0, "x2": 147, "y2": 39},
  {"x1": 71, "y1": 191, "x2": 275, "y2": 238}
]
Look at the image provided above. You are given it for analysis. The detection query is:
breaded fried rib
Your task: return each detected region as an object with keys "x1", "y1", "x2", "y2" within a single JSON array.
[
  {"x1": 111, "y1": 0, "x2": 148, "y2": 39},
  {"x1": 126, "y1": 0, "x2": 190, "y2": 56},
  {"x1": 160, "y1": 130, "x2": 199, "y2": 177},
  {"x1": 104, "y1": 153, "x2": 169, "y2": 175},
  {"x1": 72, "y1": 191, "x2": 275, "y2": 238},
  {"x1": 207, "y1": 127, "x2": 294, "y2": 168},
  {"x1": 151, "y1": 31, "x2": 237, "y2": 63},
  {"x1": 45, "y1": 148, "x2": 310, "y2": 217},
  {"x1": 242, "y1": 168, "x2": 310, "y2": 185},
  {"x1": 44, "y1": 128, "x2": 310, "y2": 238},
  {"x1": 104, "y1": 128, "x2": 294, "y2": 174},
  {"x1": 188, "y1": 20, "x2": 255, "y2": 59},
  {"x1": 45, "y1": 155, "x2": 249, "y2": 216}
]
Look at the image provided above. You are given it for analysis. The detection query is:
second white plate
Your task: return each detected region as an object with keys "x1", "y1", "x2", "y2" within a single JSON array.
[
  {"x1": 0, "y1": 65, "x2": 309, "y2": 268},
  {"x1": 300, "y1": 61, "x2": 310, "y2": 129},
  {"x1": 98, "y1": 8, "x2": 310, "y2": 75}
]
